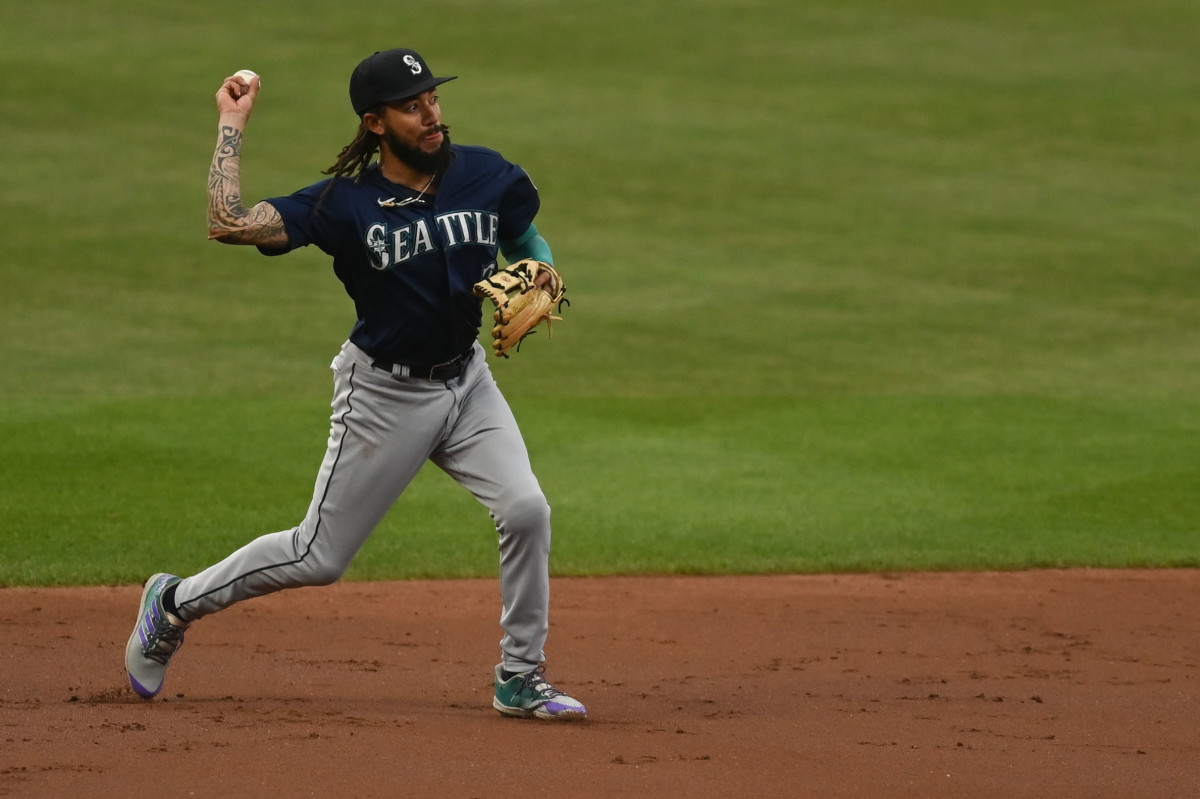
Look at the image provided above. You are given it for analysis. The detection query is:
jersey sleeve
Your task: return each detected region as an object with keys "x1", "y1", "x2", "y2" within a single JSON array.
[
  {"x1": 256, "y1": 179, "x2": 344, "y2": 257},
  {"x1": 496, "y1": 167, "x2": 541, "y2": 243}
]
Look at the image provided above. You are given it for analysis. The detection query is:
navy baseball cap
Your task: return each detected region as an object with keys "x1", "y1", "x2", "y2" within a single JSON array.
[{"x1": 349, "y1": 49, "x2": 457, "y2": 116}]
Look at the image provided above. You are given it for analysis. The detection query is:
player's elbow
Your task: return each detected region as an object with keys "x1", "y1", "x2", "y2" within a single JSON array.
[
  {"x1": 208, "y1": 215, "x2": 241, "y2": 242},
  {"x1": 208, "y1": 217, "x2": 289, "y2": 248},
  {"x1": 206, "y1": 223, "x2": 264, "y2": 246},
  {"x1": 208, "y1": 226, "x2": 240, "y2": 243}
]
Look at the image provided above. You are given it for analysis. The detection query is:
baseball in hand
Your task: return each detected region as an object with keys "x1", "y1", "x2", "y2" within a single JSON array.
[{"x1": 234, "y1": 69, "x2": 258, "y2": 85}]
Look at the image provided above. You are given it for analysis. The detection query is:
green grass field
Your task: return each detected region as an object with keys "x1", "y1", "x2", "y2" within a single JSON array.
[{"x1": 1, "y1": 0, "x2": 1197, "y2": 585}]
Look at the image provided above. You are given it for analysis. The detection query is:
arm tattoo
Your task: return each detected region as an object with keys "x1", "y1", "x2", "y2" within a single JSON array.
[{"x1": 207, "y1": 125, "x2": 287, "y2": 246}]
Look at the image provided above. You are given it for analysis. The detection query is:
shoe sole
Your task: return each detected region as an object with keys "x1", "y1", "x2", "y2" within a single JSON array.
[{"x1": 493, "y1": 696, "x2": 587, "y2": 721}]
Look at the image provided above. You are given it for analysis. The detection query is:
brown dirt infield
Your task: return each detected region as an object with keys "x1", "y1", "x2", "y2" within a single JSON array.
[{"x1": 1, "y1": 570, "x2": 1197, "y2": 798}]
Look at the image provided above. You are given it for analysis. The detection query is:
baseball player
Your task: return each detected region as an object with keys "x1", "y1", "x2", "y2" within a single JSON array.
[{"x1": 124, "y1": 48, "x2": 587, "y2": 721}]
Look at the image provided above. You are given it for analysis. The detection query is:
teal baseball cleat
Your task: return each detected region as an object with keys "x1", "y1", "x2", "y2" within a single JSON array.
[{"x1": 493, "y1": 664, "x2": 588, "y2": 721}]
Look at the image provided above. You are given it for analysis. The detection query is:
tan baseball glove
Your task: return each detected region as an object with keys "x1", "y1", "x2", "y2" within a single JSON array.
[{"x1": 473, "y1": 259, "x2": 568, "y2": 357}]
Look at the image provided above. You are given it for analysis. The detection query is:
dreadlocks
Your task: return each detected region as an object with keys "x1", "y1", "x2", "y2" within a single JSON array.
[
  {"x1": 324, "y1": 119, "x2": 381, "y2": 183},
  {"x1": 317, "y1": 112, "x2": 454, "y2": 211},
  {"x1": 316, "y1": 117, "x2": 381, "y2": 211}
]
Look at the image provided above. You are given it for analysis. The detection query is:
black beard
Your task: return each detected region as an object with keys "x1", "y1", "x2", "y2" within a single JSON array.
[{"x1": 383, "y1": 125, "x2": 454, "y2": 176}]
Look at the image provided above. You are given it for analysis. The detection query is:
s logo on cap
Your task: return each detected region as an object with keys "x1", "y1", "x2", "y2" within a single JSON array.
[{"x1": 403, "y1": 55, "x2": 423, "y2": 75}]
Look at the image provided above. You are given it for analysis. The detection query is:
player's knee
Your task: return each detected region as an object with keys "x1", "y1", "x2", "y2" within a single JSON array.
[
  {"x1": 495, "y1": 492, "x2": 551, "y2": 539},
  {"x1": 285, "y1": 520, "x2": 358, "y2": 586},
  {"x1": 300, "y1": 556, "x2": 350, "y2": 587}
]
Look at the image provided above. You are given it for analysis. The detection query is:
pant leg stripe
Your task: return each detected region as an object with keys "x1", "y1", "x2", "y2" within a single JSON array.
[{"x1": 177, "y1": 361, "x2": 360, "y2": 614}]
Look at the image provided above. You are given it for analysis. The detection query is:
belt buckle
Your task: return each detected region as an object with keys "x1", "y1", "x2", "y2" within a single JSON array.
[{"x1": 428, "y1": 352, "x2": 465, "y2": 381}]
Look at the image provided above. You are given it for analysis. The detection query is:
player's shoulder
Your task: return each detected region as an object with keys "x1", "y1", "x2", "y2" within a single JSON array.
[
  {"x1": 448, "y1": 144, "x2": 531, "y2": 188},
  {"x1": 451, "y1": 143, "x2": 507, "y2": 161}
]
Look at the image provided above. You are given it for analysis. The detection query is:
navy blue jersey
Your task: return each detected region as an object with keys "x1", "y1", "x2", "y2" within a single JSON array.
[{"x1": 261, "y1": 144, "x2": 540, "y2": 364}]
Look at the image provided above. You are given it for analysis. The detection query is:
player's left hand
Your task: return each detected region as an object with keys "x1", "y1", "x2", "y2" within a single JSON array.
[
  {"x1": 473, "y1": 260, "x2": 567, "y2": 357},
  {"x1": 533, "y1": 269, "x2": 560, "y2": 293}
]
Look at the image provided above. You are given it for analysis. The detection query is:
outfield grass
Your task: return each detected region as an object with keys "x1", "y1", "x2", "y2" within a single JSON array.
[{"x1": 1, "y1": 0, "x2": 1197, "y2": 585}]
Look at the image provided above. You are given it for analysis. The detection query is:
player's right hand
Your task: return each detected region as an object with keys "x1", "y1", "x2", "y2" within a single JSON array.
[{"x1": 216, "y1": 72, "x2": 260, "y2": 118}]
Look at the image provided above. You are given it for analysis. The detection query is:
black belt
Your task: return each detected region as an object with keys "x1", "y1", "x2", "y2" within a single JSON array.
[{"x1": 371, "y1": 349, "x2": 472, "y2": 381}]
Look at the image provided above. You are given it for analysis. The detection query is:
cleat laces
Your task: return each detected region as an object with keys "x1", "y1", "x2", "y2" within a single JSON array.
[
  {"x1": 142, "y1": 613, "x2": 187, "y2": 665},
  {"x1": 518, "y1": 665, "x2": 565, "y2": 701}
]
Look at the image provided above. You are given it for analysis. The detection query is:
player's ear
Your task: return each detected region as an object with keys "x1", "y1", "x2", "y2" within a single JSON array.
[{"x1": 362, "y1": 112, "x2": 385, "y2": 136}]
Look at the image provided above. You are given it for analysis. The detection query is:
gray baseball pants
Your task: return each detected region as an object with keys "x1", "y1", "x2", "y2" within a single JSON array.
[{"x1": 173, "y1": 339, "x2": 551, "y2": 672}]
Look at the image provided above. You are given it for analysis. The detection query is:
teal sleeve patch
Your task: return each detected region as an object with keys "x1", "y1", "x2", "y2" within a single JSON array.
[{"x1": 499, "y1": 222, "x2": 554, "y2": 265}]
